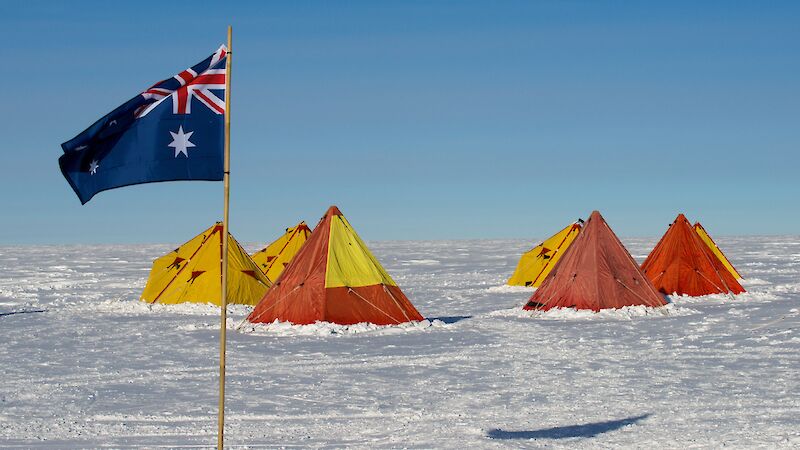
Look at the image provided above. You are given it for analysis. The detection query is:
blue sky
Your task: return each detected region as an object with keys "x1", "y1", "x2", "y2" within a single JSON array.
[{"x1": 0, "y1": 1, "x2": 797, "y2": 244}]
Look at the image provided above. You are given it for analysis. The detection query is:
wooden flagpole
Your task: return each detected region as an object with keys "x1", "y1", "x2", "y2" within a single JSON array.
[{"x1": 218, "y1": 25, "x2": 233, "y2": 450}]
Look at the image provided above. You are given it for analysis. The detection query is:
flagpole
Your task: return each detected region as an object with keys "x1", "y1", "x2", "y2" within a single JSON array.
[{"x1": 218, "y1": 25, "x2": 233, "y2": 450}]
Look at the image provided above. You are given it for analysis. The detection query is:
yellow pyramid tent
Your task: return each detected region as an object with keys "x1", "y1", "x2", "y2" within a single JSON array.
[
  {"x1": 251, "y1": 221, "x2": 311, "y2": 282},
  {"x1": 694, "y1": 221, "x2": 743, "y2": 280},
  {"x1": 507, "y1": 220, "x2": 583, "y2": 287},
  {"x1": 141, "y1": 223, "x2": 272, "y2": 306}
]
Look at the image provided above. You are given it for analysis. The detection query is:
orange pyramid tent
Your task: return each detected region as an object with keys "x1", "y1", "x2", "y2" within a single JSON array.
[
  {"x1": 693, "y1": 221, "x2": 743, "y2": 280},
  {"x1": 247, "y1": 206, "x2": 424, "y2": 325},
  {"x1": 640, "y1": 214, "x2": 745, "y2": 296},
  {"x1": 251, "y1": 221, "x2": 311, "y2": 282},
  {"x1": 524, "y1": 211, "x2": 667, "y2": 311}
]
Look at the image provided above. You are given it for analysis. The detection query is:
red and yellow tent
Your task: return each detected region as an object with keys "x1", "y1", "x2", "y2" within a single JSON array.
[
  {"x1": 508, "y1": 220, "x2": 583, "y2": 287},
  {"x1": 251, "y1": 221, "x2": 311, "y2": 282},
  {"x1": 641, "y1": 214, "x2": 745, "y2": 296},
  {"x1": 694, "y1": 221, "x2": 743, "y2": 280},
  {"x1": 248, "y1": 206, "x2": 424, "y2": 325},
  {"x1": 141, "y1": 223, "x2": 271, "y2": 306}
]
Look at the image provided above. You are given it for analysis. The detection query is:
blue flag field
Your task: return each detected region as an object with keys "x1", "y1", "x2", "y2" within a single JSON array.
[{"x1": 59, "y1": 46, "x2": 228, "y2": 204}]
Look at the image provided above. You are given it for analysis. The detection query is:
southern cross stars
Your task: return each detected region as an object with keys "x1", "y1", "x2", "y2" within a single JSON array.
[
  {"x1": 168, "y1": 126, "x2": 196, "y2": 158},
  {"x1": 89, "y1": 160, "x2": 99, "y2": 175}
]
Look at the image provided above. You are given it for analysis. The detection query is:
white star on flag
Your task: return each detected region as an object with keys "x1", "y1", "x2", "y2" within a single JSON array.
[
  {"x1": 168, "y1": 126, "x2": 195, "y2": 158},
  {"x1": 89, "y1": 160, "x2": 99, "y2": 175}
]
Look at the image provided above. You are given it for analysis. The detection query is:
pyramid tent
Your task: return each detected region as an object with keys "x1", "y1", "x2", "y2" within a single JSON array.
[
  {"x1": 251, "y1": 221, "x2": 311, "y2": 282},
  {"x1": 248, "y1": 206, "x2": 424, "y2": 325},
  {"x1": 524, "y1": 211, "x2": 667, "y2": 311},
  {"x1": 141, "y1": 223, "x2": 272, "y2": 306},
  {"x1": 508, "y1": 220, "x2": 583, "y2": 287},
  {"x1": 694, "y1": 222, "x2": 743, "y2": 280},
  {"x1": 640, "y1": 214, "x2": 745, "y2": 296}
]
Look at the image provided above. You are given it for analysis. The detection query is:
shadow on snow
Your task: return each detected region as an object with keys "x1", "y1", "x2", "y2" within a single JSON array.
[
  {"x1": 0, "y1": 309, "x2": 47, "y2": 318},
  {"x1": 428, "y1": 315, "x2": 472, "y2": 324},
  {"x1": 486, "y1": 413, "x2": 651, "y2": 440}
]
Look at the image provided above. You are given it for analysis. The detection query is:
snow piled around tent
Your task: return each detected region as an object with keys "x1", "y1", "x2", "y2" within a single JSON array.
[
  {"x1": 488, "y1": 302, "x2": 699, "y2": 320},
  {"x1": 71, "y1": 298, "x2": 256, "y2": 316},
  {"x1": 485, "y1": 284, "x2": 533, "y2": 294},
  {"x1": 666, "y1": 288, "x2": 781, "y2": 305},
  {"x1": 238, "y1": 318, "x2": 448, "y2": 336}
]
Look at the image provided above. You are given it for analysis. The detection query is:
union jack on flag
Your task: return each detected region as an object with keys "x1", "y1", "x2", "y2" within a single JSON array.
[
  {"x1": 137, "y1": 45, "x2": 227, "y2": 117},
  {"x1": 59, "y1": 45, "x2": 228, "y2": 204}
]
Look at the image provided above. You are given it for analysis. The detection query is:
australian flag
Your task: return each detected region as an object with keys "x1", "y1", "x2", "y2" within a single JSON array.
[{"x1": 59, "y1": 45, "x2": 228, "y2": 204}]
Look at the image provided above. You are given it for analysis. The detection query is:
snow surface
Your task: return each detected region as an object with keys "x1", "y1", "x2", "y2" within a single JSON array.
[{"x1": 0, "y1": 236, "x2": 798, "y2": 448}]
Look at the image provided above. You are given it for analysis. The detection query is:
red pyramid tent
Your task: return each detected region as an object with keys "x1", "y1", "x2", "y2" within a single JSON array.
[
  {"x1": 524, "y1": 211, "x2": 667, "y2": 311},
  {"x1": 640, "y1": 214, "x2": 745, "y2": 296},
  {"x1": 247, "y1": 206, "x2": 424, "y2": 325}
]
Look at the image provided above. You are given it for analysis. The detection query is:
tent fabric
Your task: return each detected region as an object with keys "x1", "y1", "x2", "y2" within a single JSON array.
[
  {"x1": 524, "y1": 211, "x2": 667, "y2": 312},
  {"x1": 251, "y1": 221, "x2": 311, "y2": 282},
  {"x1": 141, "y1": 223, "x2": 271, "y2": 306},
  {"x1": 694, "y1": 222, "x2": 743, "y2": 280},
  {"x1": 507, "y1": 220, "x2": 583, "y2": 287},
  {"x1": 247, "y1": 206, "x2": 424, "y2": 325},
  {"x1": 325, "y1": 214, "x2": 397, "y2": 288},
  {"x1": 641, "y1": 214, "x2": 745, "y2": 296}
]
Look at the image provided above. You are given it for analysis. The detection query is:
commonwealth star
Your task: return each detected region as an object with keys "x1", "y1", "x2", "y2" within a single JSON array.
[{"x1": 168, "y1": 126, "x2": 196, "y2": 158}]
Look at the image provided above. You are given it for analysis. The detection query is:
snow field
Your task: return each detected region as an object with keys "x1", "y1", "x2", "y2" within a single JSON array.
[{"x1": 0, "y1": 236, "x2": 798, "y2": 447}]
